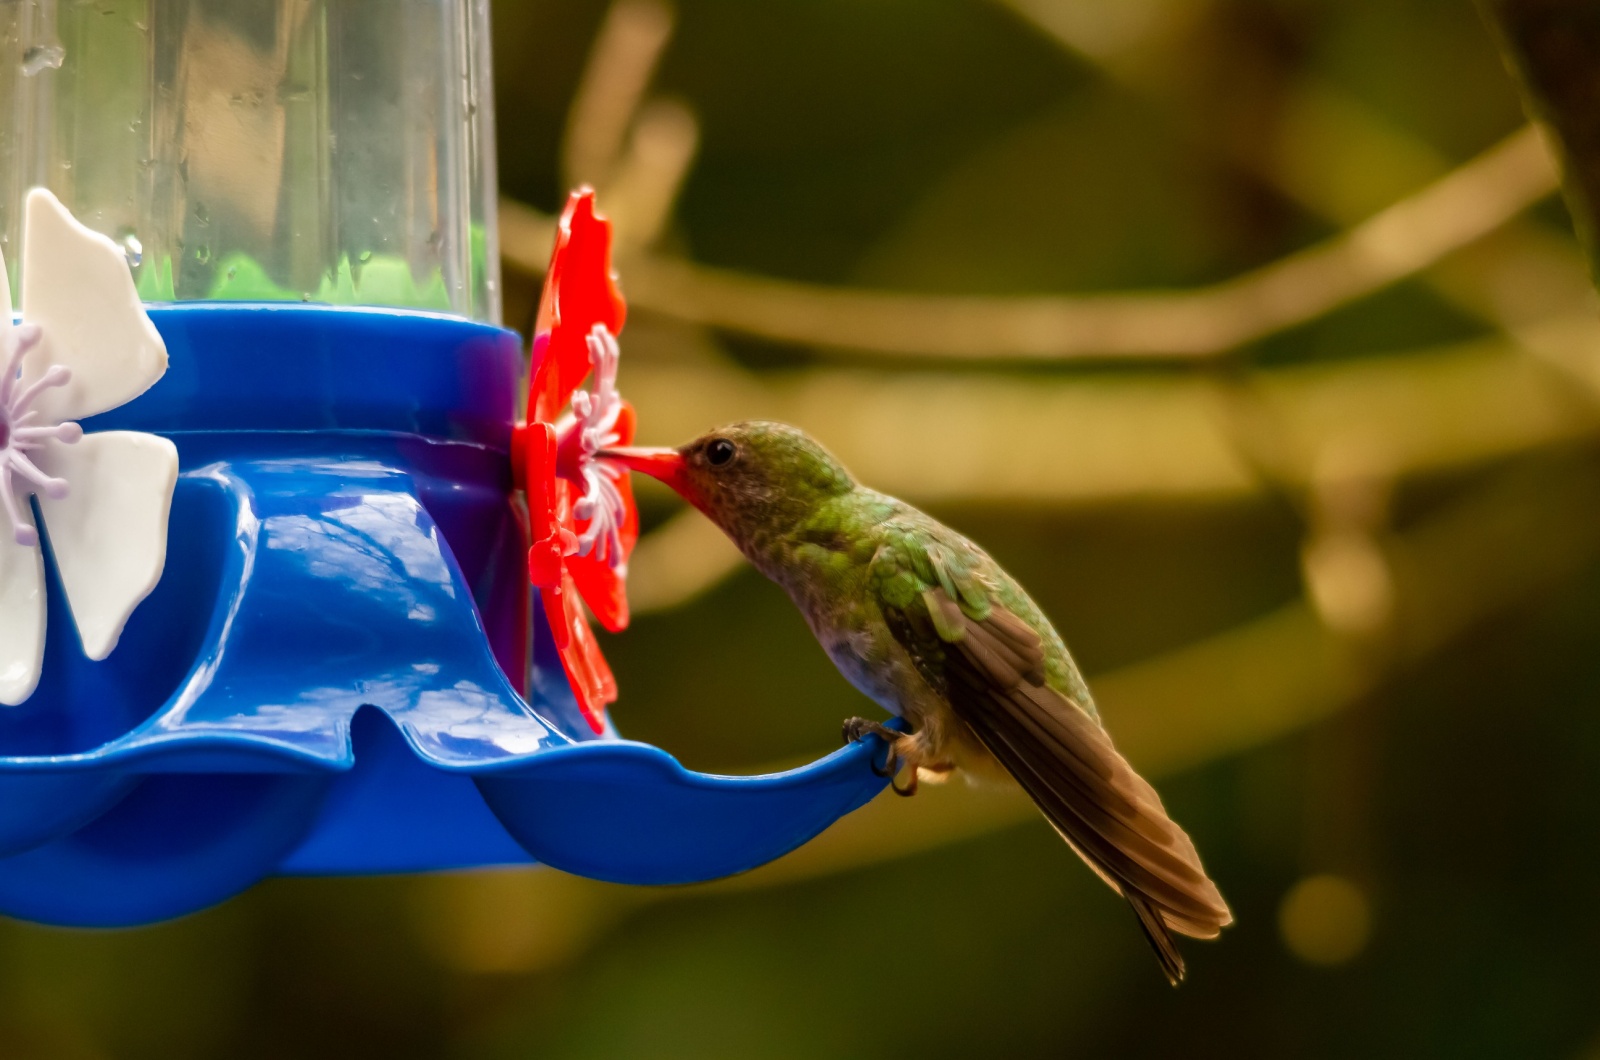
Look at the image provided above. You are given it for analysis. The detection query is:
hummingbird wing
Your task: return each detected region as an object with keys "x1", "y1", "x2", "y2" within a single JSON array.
[{"x1": 871, "y1": 527, "x2": 1231, "y2": 983}]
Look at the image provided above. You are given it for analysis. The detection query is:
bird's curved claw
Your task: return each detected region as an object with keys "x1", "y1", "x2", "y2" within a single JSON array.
[
  {"x1": 871, "y1": 741, "x2": 900, "y2": 780},
  {"x1": 841, "y1": 716, "x2": 899, "y2": 745},
  {"x1": 842, "y1": 716, "x2": 911, "y2": 787},
  {"x1": 891, "y1": 770, "x2": 919, "y2": 798}
]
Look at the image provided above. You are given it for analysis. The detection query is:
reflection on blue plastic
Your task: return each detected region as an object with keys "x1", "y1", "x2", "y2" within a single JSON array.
[
  {"x1": 0, "y1": 305, "x2": 891, "y2": 926},
  {"x1": 476, "y1": 738, "x2": 892, "y2": 886}
]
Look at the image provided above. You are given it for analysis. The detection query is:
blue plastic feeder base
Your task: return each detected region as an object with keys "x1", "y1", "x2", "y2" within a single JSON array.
[{"x1": 0, "y1": 305, "x2": 891, "y2": 927}]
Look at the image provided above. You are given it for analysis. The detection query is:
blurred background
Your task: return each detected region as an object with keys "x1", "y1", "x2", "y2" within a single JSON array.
[{"x1": 8, "y1": 0, "x2": 1600, "y2": 1055}]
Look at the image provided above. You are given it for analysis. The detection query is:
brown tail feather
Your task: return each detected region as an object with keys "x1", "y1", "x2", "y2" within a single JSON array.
[
  {"x1": 1128, "y1": 894, "x2": 1186, "y2": 986},
  {"x1": 960, "y1": 678, "x2": 1233, "y2": 933},
  {"x1": 941, "y1": 641, "x2": 1232, "y2": 981},
  {"x1": 892, "y1": 586, "x2": 1233, "y2": 983}
]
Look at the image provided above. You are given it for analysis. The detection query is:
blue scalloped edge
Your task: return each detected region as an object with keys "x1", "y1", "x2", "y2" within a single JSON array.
[
  {"x1": 274, "y1": 709, "x2": 900, "y2": 881},
  {"x1": 473, "y1": 726, "x2": 900, "y2": 885}
]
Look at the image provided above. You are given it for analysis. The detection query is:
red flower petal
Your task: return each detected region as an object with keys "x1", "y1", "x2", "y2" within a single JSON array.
[
  {"x1": 530, "y1": 190, "x2": 626, "y2": 425},
  {"x1": 567, "y1": 523, "x2": 632, "y2": 634},
  {"x1": 516, "y1": 422, "x2": 574, "y2": 591},
  {"x1": 540, "y1": 572, "x2": 572, "y2": 651},
  {"x1": 552, "y1": 566, "x2": 618, "y2": 733},
  {"x1": 518, "y1": 190, "x2": 633, "y2": 731}
]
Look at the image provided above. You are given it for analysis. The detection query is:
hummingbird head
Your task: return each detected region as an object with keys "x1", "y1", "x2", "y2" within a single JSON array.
[{"x1": 601, "y1": 421, "x2": 855, "y2": 543}]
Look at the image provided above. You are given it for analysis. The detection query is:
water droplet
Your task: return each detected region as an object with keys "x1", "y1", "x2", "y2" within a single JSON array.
[
  {"x1": 226, "y1": 266, "x2": 236, "y2": 281},
  {"x1": 357, "y1": 250, "x2": 372, "y2": 264},
  {"x1": 193, "y1": 201, "x2": 209, "y2": 225},
  {"x1": 120, "y1": 232, "x2": 142, "y2": 267},
  {"x1": 194, "y1": 244, "x2": 210, "y2": 264},
  {"x1": 21, "y1": 44, "x2": 64, "y2": 76}
]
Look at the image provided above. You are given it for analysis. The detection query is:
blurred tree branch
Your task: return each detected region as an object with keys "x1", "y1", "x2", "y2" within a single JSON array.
[
  {"x1": 623, "y1": 331, "x2": 1597, "y2": 501},
  {"x1": 504, "y1": 125, "x2": 1554, "y2": 360},
  {"x1": 1001, "y1": 0, "x2": 1593, "y2": 335},
  {"x1": 616, "y1": 326, "x2": 1600, "y2": 611},
  {"x1": 1481, "y1": 0, "x2": 1600, "y2": 285},
  {"x1": 560, "y1": 0, "x2": 676, "y2": 192}
]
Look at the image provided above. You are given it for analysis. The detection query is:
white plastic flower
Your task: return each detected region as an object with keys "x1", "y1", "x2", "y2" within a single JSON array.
[
  {"x1": 569, "y1": 323, "x2": 629, "y2": 570},
  {"x1": 0, "y1": 189, "x2": 177, "y2": 706}
]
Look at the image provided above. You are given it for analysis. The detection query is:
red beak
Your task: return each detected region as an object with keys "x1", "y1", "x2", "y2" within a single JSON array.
[{"x1": 598, "y1": 446, "x2": 691, "y2": 498}]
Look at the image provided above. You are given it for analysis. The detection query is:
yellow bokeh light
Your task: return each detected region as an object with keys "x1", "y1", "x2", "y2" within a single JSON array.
[{"x1": 1278, "y1": 873, "x2": 1373, "y2": 967}]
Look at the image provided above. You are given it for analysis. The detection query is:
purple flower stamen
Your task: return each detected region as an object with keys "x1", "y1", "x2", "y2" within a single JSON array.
[{"x1": 0, "y1": 324, "x2": 81, "y2": 546}]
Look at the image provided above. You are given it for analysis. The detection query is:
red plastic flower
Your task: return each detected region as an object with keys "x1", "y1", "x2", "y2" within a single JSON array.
[{"x1": 511, "y1": 190, "x2": 639, "y2": 733}]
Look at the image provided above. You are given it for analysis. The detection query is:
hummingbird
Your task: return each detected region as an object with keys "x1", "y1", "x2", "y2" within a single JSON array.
[{"x1": 602, "y1": 421, "x2": 1231, "y2": 983}]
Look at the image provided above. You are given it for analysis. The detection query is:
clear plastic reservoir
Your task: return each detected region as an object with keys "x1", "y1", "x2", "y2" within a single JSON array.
[{"x1": 0, "y1": 0, "x2": 501, "y2": 323}]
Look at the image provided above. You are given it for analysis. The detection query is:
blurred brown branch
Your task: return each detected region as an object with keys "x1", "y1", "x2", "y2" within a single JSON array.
[
  {"x1": 503, "y1": 125, "x2": 1555, "y2": 361},
  {"x1": 1003, "y1": 0, "x2": 1592, "y2": 333},
  {"x1": 559, "y1": 0, "x2": 676, "y2": 192},
  {"x1": 620, "y1": 325, "x2": 1600, "y2": 611},
  {"x1": 622, "y1": 330, "x2": 1597, "y2": 502},
  {"x1": 554, "y1": 0, "x2": 699, "y2": 256},
  {"x1": 1481, "y1": 0, "x2": 1600, "y2": 286}
]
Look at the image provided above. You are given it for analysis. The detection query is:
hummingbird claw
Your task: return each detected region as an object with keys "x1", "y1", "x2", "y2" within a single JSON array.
[
  {"x1": 843, "y1": 717, "x2": 899, "y2": 776},
  {"x1": 841, "y1": 716, "x2": 900, "y2": 745},
  {"x1": 872, "y1": 742, "x2": 902, "y2": 780},
  {"x1": 843, "y1": 717, "x2": 911, "y2": 786},
  {"x1": 891, "y1": 771, "x2": 919, "y2": 798}
]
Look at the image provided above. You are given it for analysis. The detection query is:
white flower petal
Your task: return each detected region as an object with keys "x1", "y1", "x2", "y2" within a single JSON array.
[
  {"x1": 19, "y1": 189, "x2": 167, "y2": 423},
  {"x1": 35, "y1": 431, "x2": 177, "y2": 661},
  {"x1": 0, "y1": 499, "x2": 43, "y2": 706}
]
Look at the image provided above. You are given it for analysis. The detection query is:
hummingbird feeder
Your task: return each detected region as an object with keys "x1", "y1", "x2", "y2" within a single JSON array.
[{"x1": 0, "y1": 0, "x2": 889, "y2": 927}]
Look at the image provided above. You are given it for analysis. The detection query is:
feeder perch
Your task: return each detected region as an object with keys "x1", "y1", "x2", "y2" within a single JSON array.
[{"x1": 0, "y1": 0, "x2": 890, "y2": 927}]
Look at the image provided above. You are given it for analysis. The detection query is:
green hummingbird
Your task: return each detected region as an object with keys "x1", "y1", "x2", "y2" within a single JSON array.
[{"x1": 602, "y1": 421, "x2": 1231, "y2": 983}]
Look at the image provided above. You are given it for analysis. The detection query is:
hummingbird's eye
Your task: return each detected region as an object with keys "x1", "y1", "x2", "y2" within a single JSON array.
[{"x1": 706, "y1": 438, "x2": 737, "y2": 467}]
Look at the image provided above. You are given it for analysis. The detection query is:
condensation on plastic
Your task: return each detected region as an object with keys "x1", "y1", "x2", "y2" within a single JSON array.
[{"x1": 0, "y1": 0, "x2": 501, "y2": 323}]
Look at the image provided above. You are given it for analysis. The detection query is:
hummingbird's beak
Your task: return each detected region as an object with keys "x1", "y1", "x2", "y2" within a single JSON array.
[{"x1": 598, "y1": 446, "x2": 690, "y2": 496}]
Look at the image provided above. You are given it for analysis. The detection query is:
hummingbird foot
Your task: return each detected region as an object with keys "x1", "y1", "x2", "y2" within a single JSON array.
[
  {"x1": 843, "y1": 718, "x2": 938, "y2": 797},
  {"x1": 841, "y1": 716, "x2": 901, "y2": 748},
  {"x1": 842, "y1": 717, "x2": 911, "y2": 784}
]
